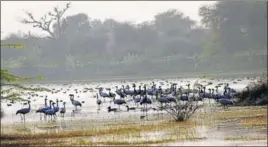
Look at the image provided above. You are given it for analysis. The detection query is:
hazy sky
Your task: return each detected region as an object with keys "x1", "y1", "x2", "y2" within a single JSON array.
[{"x1": 1, "y1": 1, "x2": 216, "y2": 38}]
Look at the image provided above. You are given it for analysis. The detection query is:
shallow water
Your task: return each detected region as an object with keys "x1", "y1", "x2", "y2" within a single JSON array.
[
  {"x1": 1, "y1": 77, "x2": 253, "y2": 124},
  {"x1": 162, "y1": 122, "x2": 267, "y2": 146},
  {"x1": 2, "y1": 77, "x2": 267, "y2": 146}
]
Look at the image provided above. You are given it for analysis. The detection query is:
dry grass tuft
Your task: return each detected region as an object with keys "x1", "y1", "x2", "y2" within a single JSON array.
[
  {"x1": 1, "y1": 120, "x2": 198, "y2": 145},
  {"x1": 224, "y1": 136, "x2": 267, "y2": 141}
]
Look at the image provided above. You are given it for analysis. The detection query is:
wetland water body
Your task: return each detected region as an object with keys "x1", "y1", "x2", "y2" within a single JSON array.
[{"x1": 1, "y1": 77, "x2": 267, "y2": 146}]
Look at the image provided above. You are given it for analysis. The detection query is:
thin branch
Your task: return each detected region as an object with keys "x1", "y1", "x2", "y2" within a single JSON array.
[
  {"x1": 20, "y1": 2, "x2": 71, "y2": 39},
  {"x1": 20, "y1": 11, "x2": 55, "y2": 39},
  {"x1": 48, "y1": 2, "x2": 71, "y2": 38}
]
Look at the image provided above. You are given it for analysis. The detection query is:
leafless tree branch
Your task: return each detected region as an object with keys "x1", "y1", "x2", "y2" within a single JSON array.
[
  {"x1": 161, "y1": 101, "x2": 200, "y2": 121},
  {"x1": 20, "y1": 2, "x2": 71, "y2": 40}
]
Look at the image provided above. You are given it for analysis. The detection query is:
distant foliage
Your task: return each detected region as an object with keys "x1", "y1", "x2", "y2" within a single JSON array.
[{"x1": 1, "y1": 1, "x2": 266, "y2": 81}]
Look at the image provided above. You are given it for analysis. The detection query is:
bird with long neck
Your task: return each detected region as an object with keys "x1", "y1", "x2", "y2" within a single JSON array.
[
  {"x1": 45, "y1": 102, "x2": 57, "y2": 121},
  {"x1": 16, "y1": 101, "x2": 31, "y2": 123},
  {"x1": 162, "y1": 84, "x2": 172, "y2": 95},
  {"x1": 96, "y1": 93, "x2": 102, "y2": 110},
  {"x1": 115, "y1": 86, "x2": 121, "y2": 96},
  {"x1": 158, "y1": 86, "x2": 163, "y2": 95},
  {"x1": 60, "y1": 102, "x2": 66, "y2": 117},
  {"x1": 223, "y1": 86, "x2": 228, "y2": 96},
  {"x1": 208, "y1": 89, "x2": 212, "y2": 98},
  {"x1": 133, "y1": 84, "x2": 137, "y2": 95},
  {"x1": 197, "y1": 87, "x2": 201, "y2": 96},
  {"x1": 171, "y1": 84, "x2": 176, "y2": 96},
  {"x1": 133, "y1": 94, "x2": 142, "y2": 106},
  {"x1": 141, "y1": 85, "x2": 147, "y2": 96},
  {"x1": 207, "y1": 88, "x2": 212, "y2": 104},
  {"x1": 137, "y1": 85, "x2": 142, "y2": 95},
  {"x1": 215, "y1": 86, "x2": 219, "y2": 94},
  {"x1": 122, "y1": 85, "x2": 126, "y2": 94},
  {"x1": 123, "y1": 85, "x2": 135, "y2": 96},
  {"x1": 140, "y1": 85, "x2": 152, "y2": 119},
  {"x1": 119, "y1": 88, "x2": 126, "y2": 99},
  {"x1": 54, "y1": 99, "x2": 59, "y2": 113},
  {"x1": 203, "y1": 86, "x2": 206, "y2": 96},
  {"x1": 107, "y1": 88, "x2": 116, "y2": 98},
  {"x1": 44, "y1": 100, "x2": 53, "y2": 119},
  {"x1": 178, "y1": 87, "x2": 188, "y2": 101},
  {"x1": 98, "y1": 88, "x2": 110, "y2": 101},
  {"x1": 69, "y1": 94, "x2": 82, "y2": 110},
  {"x1": 52, "y1": 102, "x2": 57, "y2": 119},
  {"x1": 212, "y1": 89, "x2": 215, "y2": 99},
  {"x1": 187, "y1": 84, "x2": 190, "y2": 95},
  {"x1": 44, "y1": 97, "x2": 48, "y2": 107},
  {"x1": 36, "y1": 97, "x2": 48, "y2": 120},
  {"x1": 130, "y1": 85, "x2": 142, "y2": 106},
  {"x1": 226, "y1": 87, "x2": 232, "y2": 99},
  {"x1": 155, "y1": 87, "x2": 170, "y2": 108}
]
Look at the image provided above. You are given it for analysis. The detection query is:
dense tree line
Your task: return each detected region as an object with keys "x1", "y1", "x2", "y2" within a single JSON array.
[{"x1": 1, "y1": 1, "x2": 266, "y2": 82}]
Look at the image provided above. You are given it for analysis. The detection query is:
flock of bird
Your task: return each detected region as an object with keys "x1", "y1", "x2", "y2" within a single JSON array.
[{"x1": 9, "y1": 76, "x2": 260, "y2": 123}]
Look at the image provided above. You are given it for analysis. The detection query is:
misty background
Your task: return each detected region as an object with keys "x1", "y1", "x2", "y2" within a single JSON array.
[{"x1": 1, "y1": 1, "x2": 267, "y2": 82}]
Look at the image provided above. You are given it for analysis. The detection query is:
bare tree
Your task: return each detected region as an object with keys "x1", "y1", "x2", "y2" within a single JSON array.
[
  {"x1": 162, "y1": 101, "x2": 200, "y2": 121},
  {"x1": 20, "y1": 2, "x2": 71, "y2": 40}
]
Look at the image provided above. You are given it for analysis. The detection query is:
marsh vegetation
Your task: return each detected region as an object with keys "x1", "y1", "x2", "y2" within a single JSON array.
[{"x1": 1, "y1": 106, "x2": 267, "y2": 146}]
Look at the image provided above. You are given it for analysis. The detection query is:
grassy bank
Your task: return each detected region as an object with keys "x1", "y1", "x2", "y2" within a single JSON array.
[{"x1": 1, "y1": 106, "x2": 267, "y2": 146}]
